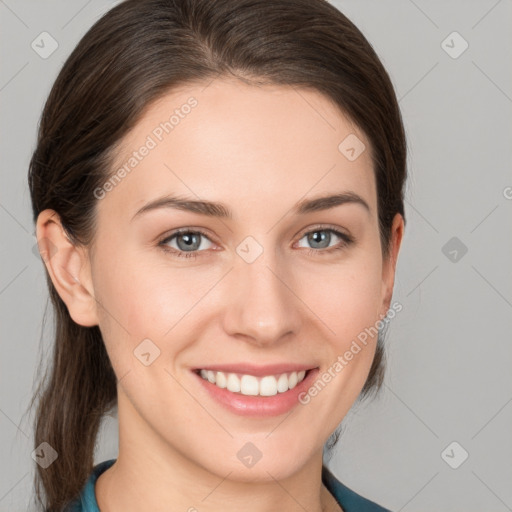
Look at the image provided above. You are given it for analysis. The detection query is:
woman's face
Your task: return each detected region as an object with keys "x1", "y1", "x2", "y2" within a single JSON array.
[{"x1": 71, "y1": 78, "x2": 402, "y2": 480}]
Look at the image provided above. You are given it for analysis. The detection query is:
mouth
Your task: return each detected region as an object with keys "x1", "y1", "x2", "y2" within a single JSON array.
[
  {"x1": 194, "y1": 368, "x2": 310, "y2": 397},
  {"x1": 191, "y1": 364, "x2": 319, "y2": 417}
]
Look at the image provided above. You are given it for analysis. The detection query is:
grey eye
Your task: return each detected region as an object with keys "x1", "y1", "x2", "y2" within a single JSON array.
[
  {"x1": 297, "y1": 229, "x2": 342, "y2": 250},
  {"x1": 163, "y1": 231, "x2": 213, "y2": 253}
]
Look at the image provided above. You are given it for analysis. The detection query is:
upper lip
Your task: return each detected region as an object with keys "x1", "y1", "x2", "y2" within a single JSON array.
[{"x1": 193, "y1": 363, "x2": 317, "y2": 377}]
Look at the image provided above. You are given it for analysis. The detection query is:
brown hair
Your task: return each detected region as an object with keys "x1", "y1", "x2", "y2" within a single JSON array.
[{"x1": 27, "y1": 0, "x2": 407, "y2": 509}]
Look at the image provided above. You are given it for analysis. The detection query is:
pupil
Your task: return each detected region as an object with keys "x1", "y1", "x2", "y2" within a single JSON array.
[
  {"x1": 309, "y1": 230, "x2": 328, "y2": 248},
  {"x1": 179, "y1": 233, "x2": 199, "y2": 250}
]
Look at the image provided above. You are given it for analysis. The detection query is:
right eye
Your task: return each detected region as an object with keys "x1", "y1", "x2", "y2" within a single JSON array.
[{"x1": 158, "y1": 229, "x2": 215, "y2": 259}]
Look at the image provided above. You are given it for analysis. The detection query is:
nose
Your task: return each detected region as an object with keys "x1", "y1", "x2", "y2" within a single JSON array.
[{"x1": 222, "y1": 250, "x2": 302, "y2": 347}]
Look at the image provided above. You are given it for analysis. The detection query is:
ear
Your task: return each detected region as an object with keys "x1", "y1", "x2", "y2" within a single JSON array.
[
  {"x1": 35, "y1": 209, "x2": 99, "y2": 327},
  {"x1": 379, "y1": 213, "x2": 404, "y2": 318}
]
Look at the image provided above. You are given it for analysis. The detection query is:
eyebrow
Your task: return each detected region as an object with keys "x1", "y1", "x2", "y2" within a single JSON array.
[{"x1": 131, "y1": 191, "x2": 371, "y2": 222}]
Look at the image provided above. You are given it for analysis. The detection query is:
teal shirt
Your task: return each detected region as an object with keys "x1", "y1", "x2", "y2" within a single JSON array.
[{"x1": 64, "y1": 459, "x2": 391, "y2": 512}]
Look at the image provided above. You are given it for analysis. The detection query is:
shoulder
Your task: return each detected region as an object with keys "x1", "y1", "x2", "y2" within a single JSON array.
[
  {"x1": 62, "y1": 459, "x2": 117, "y2": 512},
  {"x1": 322, "y1": 465, "x2": 392, "y2": 512}
]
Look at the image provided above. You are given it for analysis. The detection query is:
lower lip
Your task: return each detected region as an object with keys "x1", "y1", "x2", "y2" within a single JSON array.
[{"x1": 193, "y1": 368, "x2": 319, "y2": 417}]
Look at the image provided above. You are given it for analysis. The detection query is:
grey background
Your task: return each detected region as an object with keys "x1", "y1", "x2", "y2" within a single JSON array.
[{"x1": 1, "y1": 1, "x2": 511, "y2": 511}]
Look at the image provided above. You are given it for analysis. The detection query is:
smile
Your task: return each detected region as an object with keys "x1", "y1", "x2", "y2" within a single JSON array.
[
  {"x1": 197, "y1": 369, "x2": 308, "y2": 397},
  {"x1": 192, "y1": 363, "x2": 319, "y2": 416}
]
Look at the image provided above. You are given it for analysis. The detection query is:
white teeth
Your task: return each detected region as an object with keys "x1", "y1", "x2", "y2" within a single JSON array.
[
  {"x1": 277, "y1": 373, "x2": 289, "y2": 393},
  {"x1": 198, "y1": 369, "x2": 308, "y2": 396},
  {"x1": 215, "y1": 371, "x2": 227, "y2": 388},
  {"x1": 226, "y1": 373, "x2": 241, "y2": 393},
  {"x1": 260, "y1": 376, "x2": 278, "y2": 396},
  {"x1": 240, "y1": 375, "x2": 259, "y2": 395}
]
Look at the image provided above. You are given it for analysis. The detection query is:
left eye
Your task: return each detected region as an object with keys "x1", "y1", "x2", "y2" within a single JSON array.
[{"x1": 296, "y1": 228, "x2": 350, "y2": 250}]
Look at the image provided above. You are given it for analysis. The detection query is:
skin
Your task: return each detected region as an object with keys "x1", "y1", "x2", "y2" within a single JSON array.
[{"x1": 37, "y1": 77, "x2": 403, "y2": 512}]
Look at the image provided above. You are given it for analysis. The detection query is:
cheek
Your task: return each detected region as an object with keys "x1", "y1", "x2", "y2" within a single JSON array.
[
  {"x1": 304, "y1": 257, "x2": 383, "y2": 348},
  {"x1": 94, "y1": 244, "x2": 178, "y2": 330},
  {"x1": 93, "y1": 250, "x2": 218, "y2": 369},
  {"x1": 289, "y1": 260, "x2": 383, "y2": 441},
  {"x1": 90, "y1": 244, "x2": 172, "y2": 359}
]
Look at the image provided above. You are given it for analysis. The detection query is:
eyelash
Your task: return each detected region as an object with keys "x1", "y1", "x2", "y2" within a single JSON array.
[{"x1": 157, "y1": 226, "x2": 354, "y2": 260}]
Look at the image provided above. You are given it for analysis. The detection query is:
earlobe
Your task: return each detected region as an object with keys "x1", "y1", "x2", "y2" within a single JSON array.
[{"x1": 35, "y1": 209, "x2": 99, "y2": 327}]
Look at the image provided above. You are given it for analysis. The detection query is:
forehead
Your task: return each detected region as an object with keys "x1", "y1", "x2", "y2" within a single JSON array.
[{"x1": 102, "y1": 78, "x2": 376, "y2": 221}]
